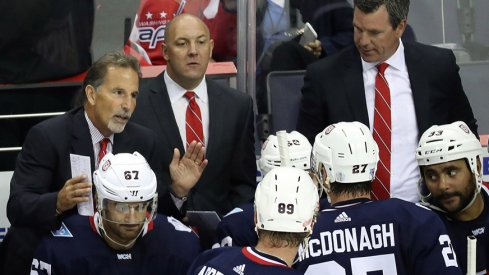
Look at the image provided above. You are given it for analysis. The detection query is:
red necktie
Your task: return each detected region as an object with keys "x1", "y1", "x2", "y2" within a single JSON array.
[
  {"x1": 371, "y1": 63, "x2": 391, "y2": 200},
  {"x1": 98, "y1": 138, "x2": 110, "y2": 164},
  {"x1": 184, "y1": 91, "x2": 204, "y2": 146}
]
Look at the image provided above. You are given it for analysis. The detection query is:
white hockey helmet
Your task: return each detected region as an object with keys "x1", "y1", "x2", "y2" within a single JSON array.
[
  {"x1": 311, "y1": 121, "x2": 379, "y2": 183},
  {"x1": 416, "y1": 121, "x2": 482, "y2": 202},
  {"x1": 93, "y1": 152, "x2": 158, "y2": 223},
  {"x1": 255, "y1": 167, "x2": 319, "y2": 233},
  {"x1": 259, "y1": 131, "x2": 312, "y2": 175}
]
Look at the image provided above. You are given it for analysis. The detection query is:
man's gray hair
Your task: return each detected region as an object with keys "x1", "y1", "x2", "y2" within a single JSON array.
[{"x1": 82, "y1": 51, "x2": 141, "y2": 102}]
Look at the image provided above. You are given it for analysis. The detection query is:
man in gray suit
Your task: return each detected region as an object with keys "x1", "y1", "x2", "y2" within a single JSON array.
[{"x1": 132, "y1": 14, "x2": 256, "y2": 219}]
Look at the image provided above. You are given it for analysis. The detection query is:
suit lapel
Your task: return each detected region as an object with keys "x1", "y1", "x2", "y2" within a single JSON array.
[
  {"x1": 113, "y1": 132, "x2": 127, "y2": 154},
  {"x1": 342, "y1": 48, "x2": 370, "y2": 127},
  {"x1": 205, "y1": 80, "x2": 224, "y2": 162},
  {"x1": 71, "y1": 108, "x2": 96, "y2": 172},
  {"x1": 404, "y1": 43, "x2": 432, "y2": 134},
  {"x1": 148, "y1": 72, "x2": 185, "y2": 152}
]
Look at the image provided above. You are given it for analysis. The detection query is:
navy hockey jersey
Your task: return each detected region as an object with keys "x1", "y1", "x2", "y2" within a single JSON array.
[
  {"x1": 213, "y1": 199, "x2": 330, "y2": 248},
  {"x1": 294, "y1": 198, "x2": 463, "y2": 275},
  {"x1": 188, "y1": 246, "x2": 303, "y2": 275},
  {"x1": 212, "y1": 203, "x2": 257, "y2": 247},
  {"x1": 431, "y1": 188, "x2": 489, "y2": 274},
  {"x1": 31, "y1": 213, "x2": 201, "y2": 275}
]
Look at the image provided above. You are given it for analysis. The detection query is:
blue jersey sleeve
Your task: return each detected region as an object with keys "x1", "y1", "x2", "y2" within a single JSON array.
[
  {"x1": 404, "y1": 204, "x2": 461, "y2": 275},
  {"x1": 158, "y1": 216, "x2": 203, "y2": 268},
  {"x1": 212, "y1": 204, "x2": 257, "y2": 248},
  {"x1": 187, "y1": 248, "x2": 226, "y2": 275},
  {"x1": 30, "y1": 219, "x2": 82, "y2": 275}
]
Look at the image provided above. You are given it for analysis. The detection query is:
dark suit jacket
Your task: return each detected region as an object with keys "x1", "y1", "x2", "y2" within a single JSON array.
[
  {"x1": 132, "y1": 73, "x2": 257, "y2": 219},
  {"x1": 297, "y1": 42, "x2": 478, "y2": 142},
  {"x1": 2, "y1": 107, "x2": 160, "y2": 274},
  {"x1": 299, "y1": 0, "x2": 354, "y2": 55}
]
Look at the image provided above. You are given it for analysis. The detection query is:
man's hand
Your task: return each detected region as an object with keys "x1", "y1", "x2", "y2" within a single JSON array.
[
  {"x1": 303, "y1": 39, "x2": 322, "y2": 58},
  {"x1": 56, "y1": 175, "x2": 92, "y2": 214},
  {"x1": 169, "y1": 141, "x2": 208, "y2": 197}
]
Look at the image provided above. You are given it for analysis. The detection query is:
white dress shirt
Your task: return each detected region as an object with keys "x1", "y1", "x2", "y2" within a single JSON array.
[
  {"x1": 361, "y1": 40, "x2": 420, "y2": 202},
  {"x1": 164, "y1": 71, "x2": 210, "y2": 148},
  {"x1": 85, "y1": 112, "x2": 114, "y2": 169},
  {"x1": 164, "y1": 71, "x2": 211, "y2": 209}
]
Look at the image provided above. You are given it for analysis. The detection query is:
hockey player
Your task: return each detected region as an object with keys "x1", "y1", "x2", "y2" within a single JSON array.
[
  {"x1": 188, "y1": 166, "x2": 319, "y2": 274},
  {"x1": 295, "y1": 121, "x2": 462, "y2": 275},
  {"x1": 416, "y1": 121, "x2": 488, "y2": 274},
  {"x1": 258, "y1": 131, "x2": 313, "y2": 175},
  {"x1": 212, "y1": 131, "x2": 325, "y2": 248},
  {"x1": 31, "y1": 152, "x2": 201, "y2": 275}
]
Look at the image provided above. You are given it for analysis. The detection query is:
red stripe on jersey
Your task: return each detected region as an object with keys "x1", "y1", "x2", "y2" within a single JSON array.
[
  {"x1": 89, "y1": 215, "x2": 97, "y2": 232},
  {"x1": 147, "y1": 219, "x2": 154, "y2": 232},
  {"x1": 241, "y1": 247, "x2": 289, "y2": 268}
]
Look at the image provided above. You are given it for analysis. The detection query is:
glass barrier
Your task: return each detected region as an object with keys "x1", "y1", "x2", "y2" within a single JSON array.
[{"x1": 90, "y1": 0, "x2": 489, "y2": 134}]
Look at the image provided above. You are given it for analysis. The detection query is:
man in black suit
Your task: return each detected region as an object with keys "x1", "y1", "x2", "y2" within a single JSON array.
[
  {"x1": 1, "y1": 52, "x2": 205, "y2": 274},
  {"x1": 132, "y1": 14, "x2": 256, "y2": 219},
  {"x1": 297, "y1": 0, "x2": 477, "y2": 203}
]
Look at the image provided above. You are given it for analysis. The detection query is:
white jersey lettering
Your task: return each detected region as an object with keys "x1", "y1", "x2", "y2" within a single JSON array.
[{"x1": 300, "y1": 223, "x2": 395, "y2": 261}]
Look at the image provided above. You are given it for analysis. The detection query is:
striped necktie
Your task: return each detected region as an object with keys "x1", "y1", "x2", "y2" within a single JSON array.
[
  {"x1": 184, "y1": 91, "x2": 204, "y2": 146},
  {"x1": 371, "y1": 63, "x2": 391, "y2": 200},
  {"x1": 98, "y1": 138, "x2": 110, "y2": 164}
]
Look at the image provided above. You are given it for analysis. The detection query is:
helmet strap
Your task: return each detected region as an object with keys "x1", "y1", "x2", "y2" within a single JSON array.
[
  {"x1": 95, "y1": 211, "x2": 147, "y2": 250},
  {"x1": 420, "y1": 171, "x2": 481, "y2": 214},
  {"x1": 459, "y1": 170, "x2": 481, "y2": 213}
]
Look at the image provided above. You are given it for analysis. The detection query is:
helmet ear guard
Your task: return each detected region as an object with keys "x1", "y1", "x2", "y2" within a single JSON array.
[
  {"x1": 310, "y1": 151, "x2": 330, "y2": 197},
  {"x1": 416, "y1": 176, "x2": 432, "y2": 202}
]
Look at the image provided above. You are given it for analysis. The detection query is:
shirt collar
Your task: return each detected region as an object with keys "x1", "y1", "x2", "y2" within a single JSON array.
[
  {"x1": 164, "y1": 70, "x2": 208, "y2": 104},
  {"x1": 361, "y1": 39, "x2": 406, "y2": 72},
  {"x1": 84, "y1": 111, "x2": 114, "y2": 145}
]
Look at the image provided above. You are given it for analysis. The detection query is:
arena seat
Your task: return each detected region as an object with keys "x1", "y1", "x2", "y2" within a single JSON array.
[{"x1": 266, "y1": 70, "x2": 305, "y2": 133}]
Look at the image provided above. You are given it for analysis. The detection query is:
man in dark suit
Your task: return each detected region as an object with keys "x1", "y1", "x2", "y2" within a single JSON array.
[
  {"x1": 132, "y1": 14, "x2": 256, "y2": 219},
  {"x1": 1, "y1": 52, "x2": 205, "y2": 274},
  {"x1": 297, "y1": 0, "x2": 477, "y2": 203}
]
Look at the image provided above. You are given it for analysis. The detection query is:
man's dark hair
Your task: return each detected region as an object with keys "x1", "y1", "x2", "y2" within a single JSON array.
[
  {"x1": 354, "y1": 0, "x2": 410, "y2": 28},
  {"x1": 330, "y1": 180, "x2": 371, "y2": 197},
  {"x1": 81, "y1": 51, "x2": 141, "y2": 102}
]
